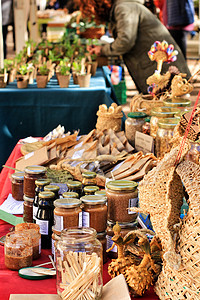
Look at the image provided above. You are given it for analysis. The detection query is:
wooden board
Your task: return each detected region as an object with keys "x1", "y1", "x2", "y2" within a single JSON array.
[{"x1": 10, "y1": 295, "x2": 59, "y2": 300}]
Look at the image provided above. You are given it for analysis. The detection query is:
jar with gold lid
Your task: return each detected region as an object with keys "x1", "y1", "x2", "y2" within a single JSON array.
[
  {"x1": 95, "y1": 190, "x2": 106, "y2": 196},
  {"x1": 23, "y1": 195, "x2": 34, "y2": 223},
  {"x1": 82, "y1": 171, "x2": 97, "y2": 188},
  {"x1": 44, "y1": 184, "x2": 60, "y2": 201},
  {"x1": 33, "y1": 179, "x2": 51, "y2": 223},
  {"x1": 53, "y1": 198, "x2": 82, "y2": 235},
  {"x1": 62, "y1": 191, "x2": 79, "y2": 199},
  {"x1": 156, "y1": 118, "x2": 179, "y2": 158},
  {"x1": 11, "y1": 172, "x2": 24, "y2": 201},
  {"x1": 67, "y1": 180, "x2": 82, "y2": 198},
  {"x1": 106, "y1": 180, "x2": 138, "y2": 223},
  {"x1": 163, "y1": 97, "x2": 191, "y2": 112},
  {"x1": 81, "y1": 195, "x2": 107, "y2": 233},
  {"x1": 150, "y1": 107, "x2": 180, "y2": 138},
  {"x1": 83, "y1": 185, "x2": 100, "y2": 195},
  {"x1": 24, "y1": 165, "x2": 47, "y2": 198}
]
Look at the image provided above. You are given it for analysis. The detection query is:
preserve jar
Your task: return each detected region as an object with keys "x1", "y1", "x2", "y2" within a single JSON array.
[
  {"x1": 150, "y1": 107, "x2": 180, "y2": 138},
  {"x1": 163, "y1": 97, "x2": 191, "y2": 112},
  {"x1": 83, "y1": 185, "x2": 100, "y2": 195},
  {"x1": 62, "y1": 191, "x2": 79, "y2": 199},
  {"x1": 125, "y1": 112, "x2": 147, "y2": 146},
  {"x1": 4, "y1": 231, "x2": 33, "y2": 270},
  {"x1": 23, "y1": 195, "x2": 34, "y2": 223},
  {"x1": 55, "y1": 227, "x2": 103, "y2": 299},
  {"x1": 66, "y1": 180, "x2": 82, "y2": 198},
  {"x1": 156, "y1": 118, "x2": 179, "y2": 158},
  {"x1": 33, "y1": 179, "x2": 51, "y2": 222},
  {"x1": 54, "y1": 198, "x2": 82, "y2": 234},
  {"x1": 81, "y1": 195, "x2": 107, "y2": 233},
  {"x1": 142, "y1": 117, "x2": 151, "y2": 135},
  {"x1": 44, "y1": 184, "x2": 60, "y2": 201},
  {"x1": 97, "y1": 231, "x2": 107, "y2": 264},
  {"x1": 35, "y1": 191, "x2": 55, "y2": 249},
  {"x1": 51, "y1": 230, "x2": 61, "y2": 261},
  {"x1": 24, "y1": 165, "x2": 47, "y2": 198},
  {"x1": 82, "y1": 171, "x2": 97, "y2": 188},
  {"x1": 11, "y1": 172, "x2": 24, "y2": 201},
  {"x1": 15, "y1": 223, "x2": 41, "y2": 260},
  {"x1": 106, "y1": 220, "x2": 138, "y2": 259},
  {"x1": 106, "y1": 180, "x2": 138, "y2": 223},
  {"x1": 185, "y1": 140, "x2": 200, "y2": 165}
]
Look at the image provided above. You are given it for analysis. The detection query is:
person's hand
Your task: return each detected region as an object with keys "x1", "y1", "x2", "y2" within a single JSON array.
[{"x1": 87, "y1": 45, "x2": 102, "y2": 56}]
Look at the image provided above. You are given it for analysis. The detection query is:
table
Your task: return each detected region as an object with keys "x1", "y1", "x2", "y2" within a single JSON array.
[{"x1": 0, "y1": 69, "x2": 113, "y2": 168}]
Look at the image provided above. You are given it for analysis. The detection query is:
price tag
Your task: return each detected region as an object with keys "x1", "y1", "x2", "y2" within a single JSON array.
[{"x1": 135, "y1": 131, "x2": 154, "y2": 154}]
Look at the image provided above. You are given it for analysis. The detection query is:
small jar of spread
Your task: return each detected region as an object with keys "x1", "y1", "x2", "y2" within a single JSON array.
[
  {"x1": 11, "y1": 172, "x2": 24, "y2": 201},
  {"x1": 82, "y1": 171, "x2": 97, "y2": 188},
  {"x1": 24, "y1": 165, "x2": 47, "y2": 198},
  {"x1": 23, "y1": 195, "x2": 34, "y2": 223},
  {"x1": 95, "y1": 190, "x2": 106, "y2": 196},
  {"x1": 97, "y1": 231, "x2": 107, "y2": 264},
  {"x1": 66, "y1": 180, "x2": 82, "y2": 198},
  {"x1": 53, "y1": 198, "x2": 82, "y2": 234},
  {"x1": 125, "y1": 112, "x2": 147, "y2": 147},
  {"x1": 81, "y1": 195, "x2": 107, "y2": 233},
  {"x1": 15, "y1": 223, "x2": 41, "y2": 260},
  {"x1": 106, "y1": 180, "x2": 138, "y2": 223},
  {"x1": 83, "y1": 185, "x2": 100, "y2": 195},
  {"x1": 44, "y1": 184, "x2": 60, "y2": 201},
  {"x1": 51, "y1": 230, "x2": 61, "y2": 261},
  {"x1": 4, "y1": 231, "x2": 33, "y2": 270},
  {"x1": 35, "y1": 191, "x2": 55, "y2": 249},
  {"x1": 62, "y1": 191, "x2": 79, "y2": 199},
  {"x1": 33, "y1": 179, "x2": 51, "y2": 223}
]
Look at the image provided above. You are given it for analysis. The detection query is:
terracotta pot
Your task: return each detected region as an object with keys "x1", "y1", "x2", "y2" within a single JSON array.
[
  {"x1": 36, "y1": 75, "x2": 48, "y2": 88},
  {"x1": 77, "y1": 74, "x2": 91, "y2": 88},
  {"x1": 72, "y1": 72, "x2": 78, "y2": 85},
  {"x1": 0, "y1": 74, "x2": 8, "y2": 88},
  {"x1": 16, "y1": 75, "x2": 29, "y2": 89},
  {"x1": 57, "y1": 73, "x2": 71, "y2": 88}
]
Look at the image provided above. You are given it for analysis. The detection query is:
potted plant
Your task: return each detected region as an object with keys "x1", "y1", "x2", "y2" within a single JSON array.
[
  {"x1": 4, "y1": 59, "x2": 15, "y2": 83},
  {"x1": 76, "y1": 58, "x2": 91, "y2": 88},
  {"x1": 36, "y1": 63, "x2": 49, "y2": 88},
  {"x1": 0, "y1": 68, "x2": 8, "y2": 88},
  {"x1": 86, "y1": 53, "x2": 98, "y2": 76},
  {"x1": 72, "y1": 60, "x2": 82, "y2": 84},
  {"x1": 16, "y1": 64, "x2": 29, "y2": 89},
  {"x1": 57, "y1": 60, "x2": 71, "y2": 88}
]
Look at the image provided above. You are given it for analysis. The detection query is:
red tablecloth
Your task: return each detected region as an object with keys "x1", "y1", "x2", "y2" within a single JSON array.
[{"x1": 0, "y1": 143, "x2": 159, "y2": 300}]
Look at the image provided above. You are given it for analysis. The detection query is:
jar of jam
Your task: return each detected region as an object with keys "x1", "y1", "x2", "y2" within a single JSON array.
[
  {"x1": 4, "y1": 231, "x2": 33, "y2": 270},
  {"x1": 44, "y1": 184, "x2": 60, "y2": 201},
  {"x1": 106, "y1": 180, "x2": 138, "y2": 223},
  {"x1": 83, "y1": 185, "x2": 100, "y2": 195},
  {"x1": 35, "y1": 191, "x2": 55, "y2": 249},
  {"x1": 55, "y1": 227, "x2": 103, "y2": 298},
  {"x1": 106, "y1": 220, "x2": 138, "y2": 259},
  {"x1": 66, "y1": 180, "x2": 82, "y2": 198},
  {"x1": 15, "y1": 223, "x2": 41, "y2": 260},
  {"x1": 95, "y1": 190, "x2": 106, "y2": 196},
  {"x1": 125, "y1": 112, "x2": 147, "y2": 147},
  {"x1": 23, "y1": 195, "x2": 34, "y2": 223},
  {"x1": 11, "y1": 172, "x2": 24, "y2": 201},
  {"x1": 97, "y1": 231, "x2": 107, "y2": 264},
  {"x1": 82, "y1": 171, "x2": 97, "y2": 188},
  {"x1": 33, "y1": 179, "x2": 51, "y2": 223},
  {"x1": 54, "y1": 198, "x2": 82, "y2": 234},
  {"x1": 24, "y1": 165, "x2": 47, "y2": 198},
  {"x1": 51, "y1": 230, "x2": 61, "y2": 261},
  {"x1": 81, "y1": 195, "x2": 107, "y2": 233},
  {"x1": 62, "y1": 191, "x2": 79, "y2": 199}
]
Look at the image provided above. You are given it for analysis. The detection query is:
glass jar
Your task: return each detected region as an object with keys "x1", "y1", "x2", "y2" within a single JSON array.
[
  {"x1": 185, "y1": 141, "x2": 200, "y2": 165},
  {"x1": 106, "y1": 220, "x2": 138, "y2": 259},
  {"x1": 24, "y1": 165, "x2": 47, "y2": 198},
  {"x1": 33, "y1": 179, "x2": 51, "y2": 223},
  {"x1": 62, "y1": 191, "x2": 79, "y2": 199},
  {"x1": 95, "y1": 190, "x2": 106, "y2": 196},
  {"x1": 15, "y1": 223, "x2": 41, "y2": 260},
  {"x1": 55, "y1": 227, "x2": 103, "y2": 299},
  {"x1": 23, "y1": 195, "x2": 34, "y2": 223},
  {"x1": 54, "y1": 198, "x2": 82, "y2": 234},
  {"x1": 35, "y1": 191, "x2": 55, "y2": 249},
  {"x1": 142, "y1": 117, "x2": 151, "y2": 135},
  {"x1": 125, "y1": 112, "x2": 147, "y2": 146},
  {"x1": 82, "y1": 172, "x2": 97, "y2": 188},
  {"x1": 11, "y1": 172, "x2": 24, "y2": 201},
  {"x1": 150, "y1": 107, "x2": 180, "y2": 138},
  {"x1": 52, "y1": 230, "x2": 61, "y2": 261},
  {"x1": 156, "y1": 118, "x2": 179, "y2": 158},
  {"x1": 4, "y1": 231, "x2": 33, "y2": 270},
  {"x1": 67, "y1": 180, "x2": 82, "y2": 198},
  {"x1": 106, "y1": 180, "x2": 138, "y2": 223},
  {"x1": 83, "y1": 185, "x2": 100, "y2": 195},
  {"x1": 44, "y1": 184, "x2": 60, "y2": 201},
  {"x1": 97, "y1": 231, "x2": 107, "y2": 264},
  {"x1": 81, "y1": 195, "x2": 107, "y2": 233},
  {"x1": 163, "y1": 97, "x2": 191, "y2": 112}
]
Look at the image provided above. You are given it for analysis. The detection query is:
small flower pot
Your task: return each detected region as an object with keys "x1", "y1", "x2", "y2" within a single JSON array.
[
  {"x1": 36, "y1": 75, "x2": 48, "y2": 88},
  {"x1": 9, "y1": 69, "x2": 16, "y2": 83},
  {"x1": 57, "y1": 73, "x2": 71, "y2": 88},
  {"x1": 72, "y1": 72, "x2": 78, "y2": 85},
  {"x1": 0, "y1": 73, "x2": 8, "y2": 88},
  {"x1": 16, "y1": 75, "x2": 29, "y2": 89},
  {"x1": 77, "y1": 73, "x2": 91, "y2": 88},
  {"x1": 87, "y1": 61, "x2": 98, "y2": 76}
]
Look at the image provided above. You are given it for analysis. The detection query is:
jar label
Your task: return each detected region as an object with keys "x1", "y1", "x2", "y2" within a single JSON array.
[
  {"x1": 54, "y1": 214, "x2": 64, "y2": 231},
  {"x1": 82, "y1": 211, "x2": 90, "y2": 227},
  {"x1": 33, "y1": 205, "x2": 38, "y2": 220},
  {"x1": 128, "y1": 198, "x2": 138, "y2": 214},
  {"x1": 39, "y1": 238, "x2": 41, "y2": 254},
  {"x1": 36, "y1": 219, "x2": 49, "y2": 235},
  {"x1": 79, "y1": 211, "x2": 82, "y2": 227},
  {"x1": 106, "y1": 235, "x2": 117, "y2": 253}
]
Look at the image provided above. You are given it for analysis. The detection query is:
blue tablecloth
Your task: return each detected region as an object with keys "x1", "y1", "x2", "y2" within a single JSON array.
[{"x1": 0, "y1": 69, "x2": 114, "y2": 167}]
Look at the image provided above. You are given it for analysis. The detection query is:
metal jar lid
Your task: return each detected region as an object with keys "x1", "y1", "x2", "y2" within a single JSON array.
[
  {"x1": 35, "y1": 179, "x2": 51, "y2": 186},
  {"x1": 12, "y1": 172, "x2": 24, "y2": 180},
  {"x1": 95, "y1": 190, "x2": 106, "y2": 196},
  {"x1": 157, "y1": 118, "x2": 179, "y2": 129},
  {"x1": 54, "y1": 198, "x2": 81, "y2": 209},
  {"x1": 24, "y1": 165, "x2": 46, "y2": 175},
  {"x1": 106, "y1": 180, "x2": 138, "y2": 191},
  {"x1": 38, "y1": 191, "x2": 55, "y2": 199},
  {"x1": 23, "y1": 195, "x2": 34, "y2": 202},
  {"x1": 67, "y1": 180, "x2": 82, "y2": 188},
  {"x1": 84, "y1": 186, "x2": 100, "y2": 193},
  {"x1": 150, "y1": 107, "x2": 180, "y2": 117},
  {"x1": 62, "y1": 192, "x2": 79, "y2": 198},
  {"x1": 82, "y1": 171, "x2": 97, "y2": 179},
  {"x1": 44, "y1": 184, "x2": 60, "y2": 193},
  {"x1": 81, "y1": 195, "x2": 107, "y2": 205},
  {"x1": 163, "y1": 98, "x2": 191, "y2": 108}
]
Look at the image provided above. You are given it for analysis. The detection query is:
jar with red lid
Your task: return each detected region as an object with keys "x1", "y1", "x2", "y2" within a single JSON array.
[
  {"x1": 11, "y1": 172, "x2": 24, "y2": 201},
  {"x1": 24, "y1": 165, "x2": 47, "y2": 198},
  {"x1": 23, "y1": 195, "x2": 34, "y2": 223}
]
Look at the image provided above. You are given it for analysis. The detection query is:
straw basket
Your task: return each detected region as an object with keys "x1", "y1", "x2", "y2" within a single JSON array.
[{"x1": 96, "y1": 111, "x2": 123, "y2": 132}]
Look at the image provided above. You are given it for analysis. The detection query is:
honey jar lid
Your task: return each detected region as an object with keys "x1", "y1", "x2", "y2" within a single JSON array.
[
  {"x1": 81, "y1": 195, "x2": 107, "y2": 205},
  {"x1": 24, "y1": 165, "x2": 46, "y2": 175},
  {"x1": 44, "y1": 184, "x2": 60, "y2": 193},
  {"x1": 95, "y1": 190, "x2": 106, "y2": 196},
  {"x1": 38, "y1": 191, "x2": 55, "y2": 199},
  {"x1": 163, "y1": 97, "x2": 191, "y2": 107},
  {"x1": 23, "y1": 195, "x2": 34, "y2": 202},
  {"x1": 157, "y1": 118, "x2": 179, "y2": 129},
  {"x1": 82, "y1": 171, "x2": 97, "y2": 179},
  {"x1": 106, "y1": 180, "x2": 138, "y2": 191},
  {"x1": 84, "y1": 186, "x2": 100, "y2": 193},
  {"x1": 150, "y1": 107, "x2": 180, "y2": 117},
  {"x1": 62, "y1": 192, "x2": 79, "y2": 198},
  {"x1": 35, "y1": 179, "x2": 51, "y2": 186},
  {"x1": 67, "y1": 180, "x2": 82, "y2": 188},
  {"x1": 54, "y1": 198, "x2": 81, "y2": 208},
  {"x1": 12, "y1": 172, "x2": 24, "y2": 180}
]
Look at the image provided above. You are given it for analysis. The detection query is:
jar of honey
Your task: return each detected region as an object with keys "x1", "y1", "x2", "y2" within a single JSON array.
[
  {"x1": 83, "y1": 185, "x2": 100, "y2": 195},
  {"x1": 62, "y1": 191, "x2": 79, "y2": 199},
  {"x1": 11, "y1": 172, "x2": 24, "y2": 201},
  {"x1": 23, "y1": 195, "x2": 34, "y2": 223},
  {"x1": 24, "y1": 165, "x2": 47, "y2": 198},
  {"x1": 66, "y1": 180, "x2": 82, "y2": 198}
]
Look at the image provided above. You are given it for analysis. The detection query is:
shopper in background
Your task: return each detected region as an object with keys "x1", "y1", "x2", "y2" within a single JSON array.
[
  {"x1": 77, "y1": 0, "x2": 191, "y2": 94},
  {"x1": 1, "y1": 0, "x2": 14, "y2": 58}
]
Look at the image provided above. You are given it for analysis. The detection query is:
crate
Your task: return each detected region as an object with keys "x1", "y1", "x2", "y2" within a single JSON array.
[{"x1": 113, "y1": 80, "x2": 127, "y2": 104}]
